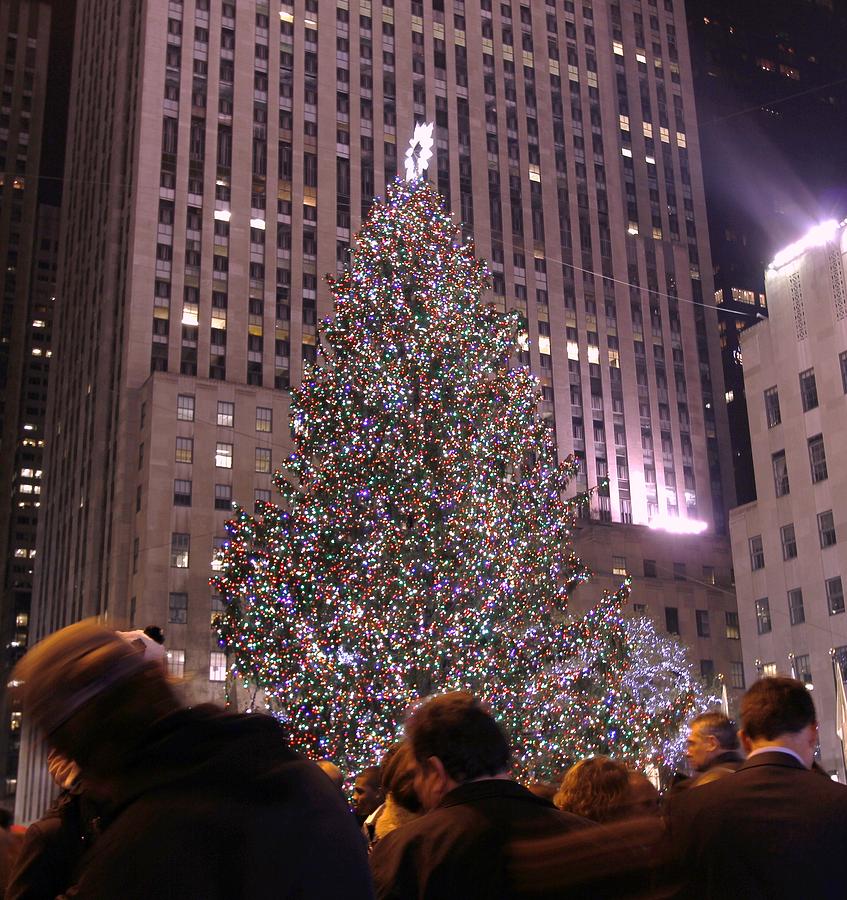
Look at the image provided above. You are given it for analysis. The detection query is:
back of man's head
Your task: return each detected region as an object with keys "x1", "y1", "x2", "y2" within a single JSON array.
[
  {"x1": 740, "y1": 676, "x2": 816, "y2": 741},
  {"x1": 690, "y1": 711, "x2": 739, "y2": 750},
  {"x1": 406, "y1": 692, "x2": 510, "y2": 783}
]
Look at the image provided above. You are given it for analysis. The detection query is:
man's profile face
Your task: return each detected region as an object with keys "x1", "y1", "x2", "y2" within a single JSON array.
[
  {"x1": 353, "y1": 776, "x2": 381, "y2": 819},
  {"x1": 686, "y1": 722, "x2": 719, "y2": 772}
]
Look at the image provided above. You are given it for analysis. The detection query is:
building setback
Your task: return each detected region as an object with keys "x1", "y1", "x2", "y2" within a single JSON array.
[
  {"x1": 18, "y1": 0, "x2": 738, "y2": 817},
  {"x1": 730, "y1": 219, "x2": 847, "y2": 780}
]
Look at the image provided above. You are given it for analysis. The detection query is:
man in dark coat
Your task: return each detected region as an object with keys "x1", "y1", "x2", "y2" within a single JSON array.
[
  {"x1": 12, "y1": 620, "x2": 374, "y2": 899},
  {"x1": 682, "y1": 712, "x2": 743, "y2": 788},
  {"x1": 669, "y1": 676, "x2": 847, "y2": 899},
  {"x1": 370, "y1": 692, "x2": 586, "y2": 899}
]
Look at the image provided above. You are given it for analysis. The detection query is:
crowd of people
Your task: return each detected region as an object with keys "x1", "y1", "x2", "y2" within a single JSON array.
[{"x1": 1, "y1": 619, "x2": 846, "y2": 898}]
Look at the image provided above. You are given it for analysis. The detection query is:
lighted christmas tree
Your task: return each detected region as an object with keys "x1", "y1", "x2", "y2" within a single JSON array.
[{"x1": 213, "y1": 171, "x2": 699, "y2": 775}]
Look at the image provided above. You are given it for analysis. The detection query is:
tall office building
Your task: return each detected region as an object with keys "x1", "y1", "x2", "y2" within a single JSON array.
[
  {"x1": 0, "y1": 0, "x2": 54, "y2": 805},
  {"x1": 19, "y1": 0, "x2": 739, "y2": 816},
  {"x1": 730, "y1": 219, "x2": 847, "y2": 780}
]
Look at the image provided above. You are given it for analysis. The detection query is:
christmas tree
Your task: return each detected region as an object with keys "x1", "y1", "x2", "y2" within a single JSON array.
[{"x1": 213, "y1": 174, "x2": 698, "y2": 775}]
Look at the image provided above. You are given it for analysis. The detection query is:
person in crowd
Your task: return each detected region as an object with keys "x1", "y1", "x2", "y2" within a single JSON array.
[
  {"x1": 555, "y1": 757, "x2": 657, "y2": 823},
  {"x1": 370, "y1": 692, "x2": 586, "y2": 898},
  {"x1": 683, "y1": 712, "x2": 743, "y2": 788},
  {"x1": 316, "y1": 759, "x2": 345, "y2": 792},
  {"x1": 6, "y1": 750, "x2": 103, "y2": 900},
  {"x1": 0, "y1": 807, "x2": 22, "y2": 900},
  {"x1": 363, "y1": 743, "x2": 421, "y2": 850},
  {"x1": 525, "y1": 782, "x2": 558, "y2": 803},
  {"x1": 353, "y1": 765, "x2": 383, "y2": 826},
  {"x1": 12, "y1": 619, "x2": 374, "y2": 899},
  {"x1": 669, "y1": 676, "x2": 847, "y2": 898}
]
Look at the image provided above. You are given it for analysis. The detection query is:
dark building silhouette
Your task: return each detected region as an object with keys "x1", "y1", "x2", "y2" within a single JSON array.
[{"x1": 687, "y1": 0, "x2": 847, "y2": 503}]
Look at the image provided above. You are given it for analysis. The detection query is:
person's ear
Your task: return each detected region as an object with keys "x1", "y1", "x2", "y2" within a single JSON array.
[
  {"x1": 739, "y1": 729, "x2": 754, "y2": 754},
  {"x1": 427, "y1": 755, "x2": 449, "y2": 786}
]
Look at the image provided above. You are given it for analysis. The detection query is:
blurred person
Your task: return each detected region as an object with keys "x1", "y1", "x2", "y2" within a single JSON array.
[
  {"x1": 626, "y1": 771, "x2": 660, "y2": 818},
  {"x1": 669, "y1": 677, "x2": 847, "y2": 899},
  {"x1": 353, "y1": 766, "x2": 383, "y2": 825},
  {"x1": 12, "y1": 620, "x2": 374, "y2": 899},
  {"x1": 6, "y1": 750, "x2": 103, "y2": 900},
  {"x1": 363, "y1": 743, "x2": 421, "y2": 850},
  {"x1": 683, "y1": 712, "x2": 743, "y2": 788},
  {"x1": 370, "y1": 692, "x2": 586, "y2": 898},
  {"x1": 316, "y1": 759, "x2": 345, "y2": 792}
]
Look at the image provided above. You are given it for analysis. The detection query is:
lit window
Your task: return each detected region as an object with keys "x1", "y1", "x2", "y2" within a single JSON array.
[
  {"x1": 725, "y1": 390, "x2": 734, "y2": 403},
  {"x1": 255, "y1": 447, "x2": 272, "y2": 474},
  {"x1": 217, "y1": 401, "x2": 235, "y2": 427},
  {"x1": 762, "y1": 662, "x2": 778, "y2": 678},
  {"x1": 619, "y1": 114, "x2": 630, "y2": 131},
  {"x1": 612, "y1": 40, "x2": 624, "y2": 55},
  {"x1": 215, "y1": 443, "x2": 233, "y2": 468},
  {"x1": 755, "y1": 597, "x2": 772, "y2": 634},
  {"x1": 256, "y1": 407, "x2": 273, "y2": 432},
  {"x1": 725, "y1": 612, "x2": 740, "y2": 640},
  {"x1": 177, "y1": 394, "x2": 195, "y2": 421},
  {"x1": 612, "y1": 556, "x2": 627, "y2": 576},
  {"x1": 621, "y1": 147, "x2": 632, "y2": 158},
  {"x1": 170, "y1": 533, "x2": 190, "y2": 568},
  {"x1": 166, "y1": 649, "x2": 185, "y2": 678},
  {"x1": 175, "y1": 437, "x2": 193, "y2": 464},
  {"x1": 210, "y1": 651, "x2": 227, "y2": 681}
]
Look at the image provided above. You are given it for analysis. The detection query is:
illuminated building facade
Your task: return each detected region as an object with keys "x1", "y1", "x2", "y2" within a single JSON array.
[{"x1": 730, "y1": 219, "x2": 847, "y2": 780}]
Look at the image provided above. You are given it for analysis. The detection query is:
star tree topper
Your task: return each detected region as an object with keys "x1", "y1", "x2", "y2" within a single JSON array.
[{"x1": 404, "y1": 121, "x2": 434, "y2": 181}]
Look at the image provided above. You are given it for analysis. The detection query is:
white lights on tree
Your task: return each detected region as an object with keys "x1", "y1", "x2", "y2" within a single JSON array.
[{"x1": 404, "y1": 122, "x2": 435, "y2": 181}]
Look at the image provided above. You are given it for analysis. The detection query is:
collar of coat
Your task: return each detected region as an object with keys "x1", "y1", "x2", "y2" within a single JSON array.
[
  {"x1": 738, "y1": 750, "x2": 808, "y2": 772},
  {"x1": 438, "y1": 778, "x2": 552, "y2": 809}
]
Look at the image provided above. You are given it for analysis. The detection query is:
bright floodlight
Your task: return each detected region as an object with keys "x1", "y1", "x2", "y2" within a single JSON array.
[
  {"x1": 648, "y1": 515, "x2": 708, "y2": 536},
  {"x1": 769, "y1": 219, "x2": 841, "y2": 270}
]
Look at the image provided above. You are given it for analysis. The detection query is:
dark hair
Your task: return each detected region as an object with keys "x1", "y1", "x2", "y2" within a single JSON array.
[
  {"x1": 356, "y1": 765, "x2": 382, "y2": 790},
  {"x1": 741, "y1": 677, "x2": 816, "y2": 740},
  {"x1": 406, "y1": 692, "x2": 510, "y2": 783},
  {"x1": 380, "y1": 743, "x2": 421, "y2": 813},
  {"x1": 143, "y1": 626, "x2": 165, "y2": 645},
  {"x1": 554, "y1": 757, "x2": 631, "y2": 823},
  {"x1": 690, "y1": 712, "x2": 739, "y2": 750}
]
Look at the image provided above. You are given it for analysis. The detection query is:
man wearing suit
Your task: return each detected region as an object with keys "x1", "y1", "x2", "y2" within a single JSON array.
[
  {"x1": 370, "y1": 692, "x2": 587, "y2": 899},
  {"x1": 669, "y1": 676, "x2": 847, "y2": 899}
]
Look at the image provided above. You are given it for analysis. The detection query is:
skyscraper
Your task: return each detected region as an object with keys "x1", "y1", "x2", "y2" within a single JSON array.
[
  {"x1": 0, "y1": 0, "x2": 55, "y2": 806},
  {"x1": 19, "y1": 0, "x2": 739, "y2": 817}
]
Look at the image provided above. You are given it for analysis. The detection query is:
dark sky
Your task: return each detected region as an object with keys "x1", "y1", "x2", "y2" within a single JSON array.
[{"x1": 38, "y1": 0, "x2": 76, "y2": 206}]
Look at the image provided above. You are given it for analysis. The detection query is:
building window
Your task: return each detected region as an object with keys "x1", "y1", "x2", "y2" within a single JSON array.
[
  {"x1": 166, "y1": 649, "x2": 185, "y2": 678},
  {"x1": 673, "y1": 562, "x2": 686, "y2": 581},
  {"x1": 826, "y1": 576, "x2": 844, "y2": 615},
  {"x1": 764, "y1": 386, "x2": 781, "y2": 428},
  {"x1": 840, "y1": 351, "x2": 847, "y2": 394},
  {"x1": 772, "y1": 450, "x2": 789, "y2": 497},
  {"x1": 255, "y1": 489, "x2": 271, "y2": 512},
  {"x1": 168, "y1": 591, "x2": 188, "y2": 624},
  {"x1": 256, "y1": 406, "x2": 273, "y2": 432},
  {"x1": 808, "y1": 435, "x2": 827, "y2": 483},
  {"x1": 612, "y1": 555, "x2": 627, "y2": 576},
  {"x1": 215, "y1": 442, "x2": 233, "y2": 468},
  {"x1": 170, "y1": 532, "x2": 189, "y2": 568},
  {"x1": 835, "y1": 645, "x2": 847, "y2": 679},
  {"x1": 818, "y1": 510, "x2": 837, "y2": 548},
  {"x1": 209, "y1": 651, "x2": 227, "y2": 681},
  {"x1": 799, "y1": 368, "x2": 818, "y2": 411},
  {"x1": 695, "y1": 609, "x2": 710, "y2": 638},
  {"x1": 643, "y1": 558, "x2": 657, "y2": 578},
  {"x1": 665, "y1": 606, "x2": 680, "y2": 635},
  {"x1": 217, "y1": 401, "x2": 234, "y2": 427},
  {"x1": 787, "y1": 588, "x2": 805, "y2": 625},
  {"x1": 794, "y1": 653, "x2": 812, "y2": 685},
  {"x1": 211, "y1": 592, "x2": 225, "y2": 625},
  {"x1": 748, "y1": 535, "x2": 765, "y2": 571},
  {"x1": 215, "y1": 483, "x2": 232, "y2": 510},
  {"x1": 725, "y1": 611, "x2": 740, "y2": 640},
  {"x1": 175, "y1": 436, "x2": 193, "y2": 464},
  {"x1": 780, "y1": 523, "x2": 797, "y2": 560},
  {"x1": 700, "y1": 659, "x2": 715, "y2": 682},
  {"x1": 633, "y1": 603, "x2": 647, "y2": 614},
  {"x1": 702, "y1": 565, "x2": 716, "y2": 585},
  {"x1": 755, "y1": 597, "x2": 771, "y2": 634},
  {"x1": 177, "y1": 394, "x2": 195, "y2": 421},
  {"x1": 762, "y1": 662, "x2": 778, "y2": 678},
  {"x1": 173, "y1": 479, "x2": 192, "y2": 507},
  {"x1": 255, "y1": 447, "x2": 272, "y2": 473},
  {"x1": 730, "y1": 660, "x2": 745, "y2": 690}
]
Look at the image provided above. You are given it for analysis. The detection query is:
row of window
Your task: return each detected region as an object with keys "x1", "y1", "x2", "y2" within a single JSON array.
[
  {"x1": 175, "y1": 438, "x2": 274, "y2": 474},
  {"x1": 173, "y1": 481, "x2": 272, "y2": 511},
  {"x1": 771, "y1": 434, "x2": 828, "y2": 498},
  {"x1": 765, "y1": 354, "x2": 847, "y2": 429},
  {"x1": 748, "y1": 512, "x2": 836, "y2": 570},
  {"x1": 755, "y1": 575, "x2": 845, "y2": 634},
  {"x1": 165, "y1": 647, "x2": 227, "y2": 682},
  {"x1": 176, "y1": 394, "x2": 272, "y2": 431}
]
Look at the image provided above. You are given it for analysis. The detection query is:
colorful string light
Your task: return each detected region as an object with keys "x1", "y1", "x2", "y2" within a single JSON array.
[{"x1": 212, "y1": 178, "x2": 712, "y2": 778}]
